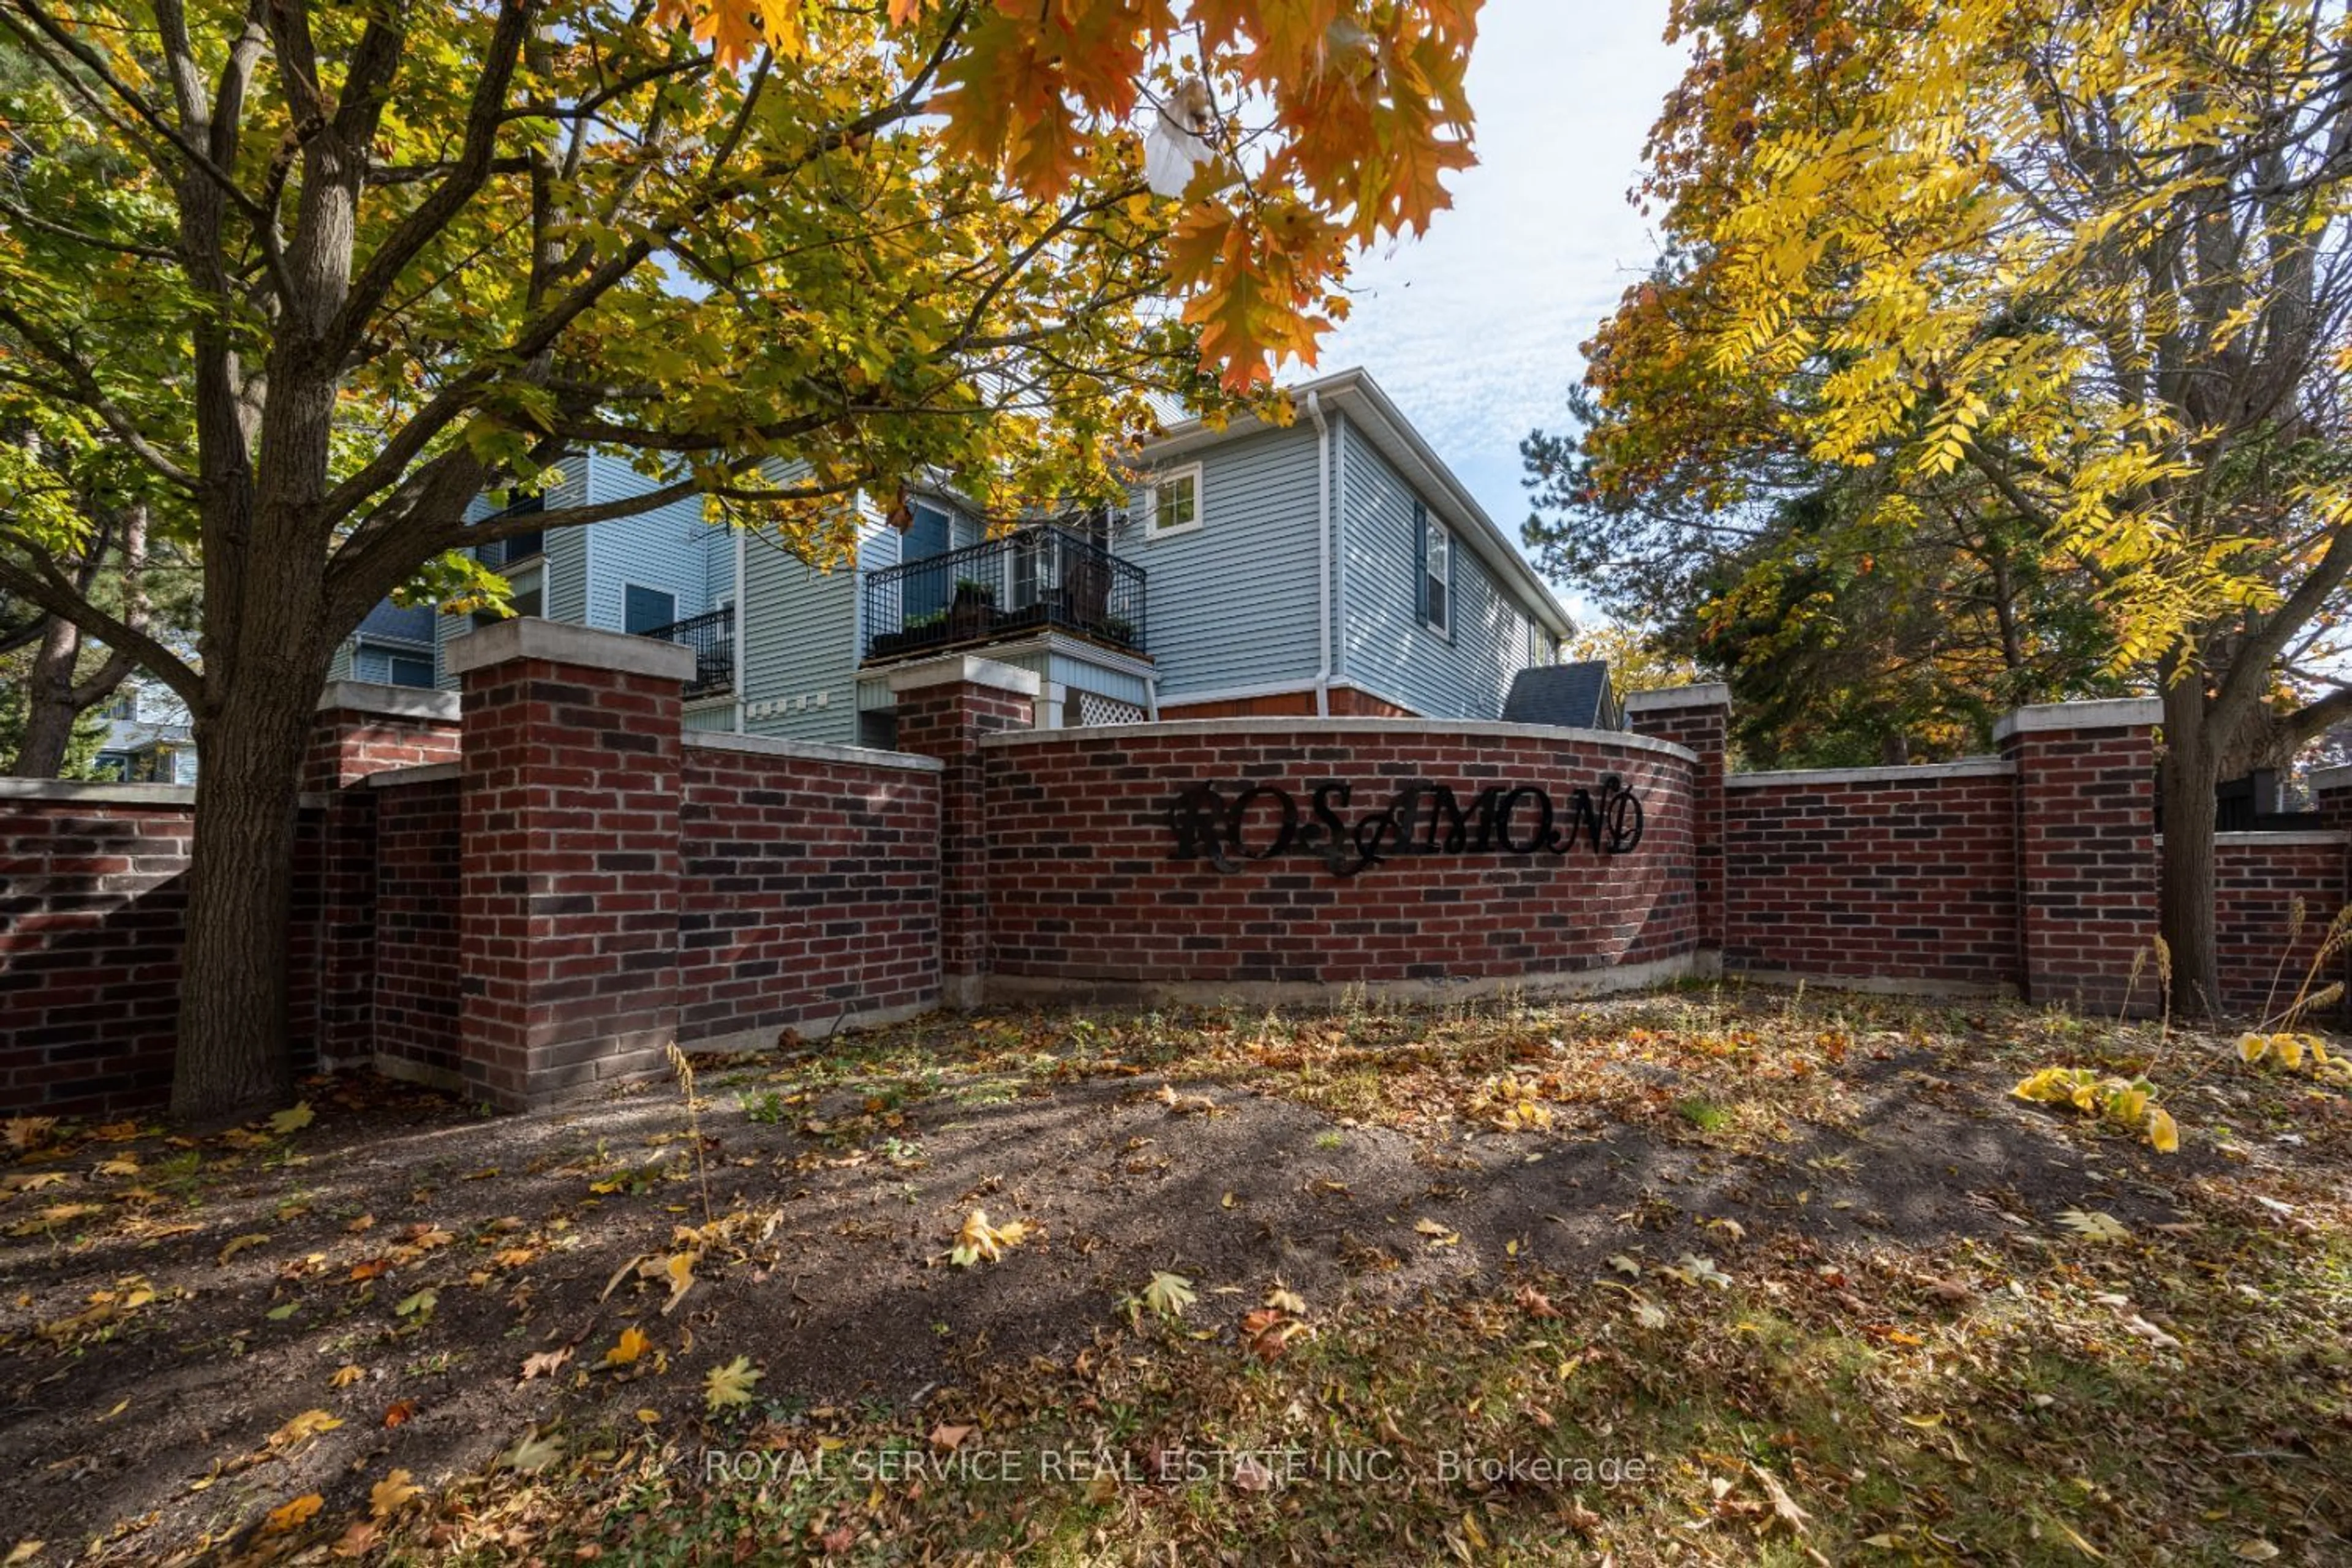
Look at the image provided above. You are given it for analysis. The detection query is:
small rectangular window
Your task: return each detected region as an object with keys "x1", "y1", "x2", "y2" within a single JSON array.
[
  {"x1": 1148, "y1": 466, "x2": 1203, "y2": 537},
  {"x1": 624, "y1": 584, "x2": 677, "y2": 636},
  {"x1": 1417, "y1": 508, "x2": 1451, "y2": 638},
  {"x1": 390, "y1": 655, "x2": 435, "y2": 688}
]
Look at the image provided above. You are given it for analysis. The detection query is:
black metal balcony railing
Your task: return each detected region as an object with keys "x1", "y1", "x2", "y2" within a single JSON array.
[
  {"x1": 474, "y1": 493, "x2": 545, "y2": 568},
  {"x1": 862, "y1": 525, "x2": 1145, "y2": 662},
  {"x1": 643, "y1": 605, "x2": 736, "y2": 698}
]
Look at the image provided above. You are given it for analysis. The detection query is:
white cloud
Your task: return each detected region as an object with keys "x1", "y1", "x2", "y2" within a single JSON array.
[{"x1": 1300, "y1": 1, "x2": 1685, "y2": 574}]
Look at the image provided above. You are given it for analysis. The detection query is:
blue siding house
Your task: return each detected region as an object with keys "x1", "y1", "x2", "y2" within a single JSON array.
[{"x1": 331, "y1": 368, "x2": 1574, "y2": 743}]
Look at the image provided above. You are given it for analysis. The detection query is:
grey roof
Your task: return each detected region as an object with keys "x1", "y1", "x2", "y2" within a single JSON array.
[{"x1": 1502, "y1": 662, "x2": 1621, "y2": 729}]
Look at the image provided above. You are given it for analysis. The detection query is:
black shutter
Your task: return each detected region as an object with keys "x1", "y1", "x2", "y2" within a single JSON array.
[{"x1": 1411, "y1": 500, "x2": 1428, "y2": 622}]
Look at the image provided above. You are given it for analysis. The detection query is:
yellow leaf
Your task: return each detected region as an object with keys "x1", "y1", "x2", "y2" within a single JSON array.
[
  {"x1": 2056, "y1": 1522, "x2": 2106, "y2": 1560},
  {"x1": 1142, "y1": 1270, "x2": 1196, "y2": 1319},
  {"x1": 705, "y1": 1355, "x2": 763, "y2": 1411},
  {"x1": 950, "y1": 1208, "x2": 1031, "y2": 1266},
  {"x1": 270, "y1": 1409, "x2": 343, "y2": 1449},
  {"x1": 662, "y1": 1250, "x2": 698, "y2": 1314},
  {"x1": 368, "y1": 1470, "x2": 420, "y2": 1518},
  {"x1": 4, "y1": 1544, "x2": 41, "y2": 1566},
  {"x1": 269, "y1": 1102, "x2": 315, "y2": 1135},
  {"x1": 2233, "y1": 1540, "x2": 2281, "y2": 1561},
  {"x1": 217, "y1": 1233, "x2": 270, "y2": 1265},
  {"x1": 2146, "y1": 1107, "x2": 2179, "y2": 1154},
  {"x1": 605, "y1": 1326, "x2": 652, "y2": 1367},
  {"x1": 2238, "y1": 1033, "x2": 2269, "y2": 1064},
  {"x1": 501, "y1": 1431, "x2": 564, "y2": 1472},
  {"x1": 330, "y1": 1364, "x2": 366, "y2": 1389},
  {"x1": 263, "y1": 1494, "x2": 323, "y2": 1534}
]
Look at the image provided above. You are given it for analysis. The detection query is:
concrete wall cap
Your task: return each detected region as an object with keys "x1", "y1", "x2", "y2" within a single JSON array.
[
  {"x1": 1992, "y1": 697, "x2": 2162, "y2": 741},
  {"x1": 685, "y1": 731, "x2": 945, "y2": 774},
  {"x1": 315, "y1": 680, "x2": 461, "y2": 723},
  {"x1": 2309, "y1": 764, "x2": 2352, "y2": 796},
  {"x1": 444, "y1": 616, "x2": 696, "y2": 681},
  {"x1": 883, "y1": 654, "x2": 1042, "y2": 698},
  {"x1": 977, "y1": 716, "x2": 1696, "y2": 764},
  {"x1": 1623, "y1": 682, "x2": 1732, "y2": 713},
  {"x1": 2205, "y1": 831, "x2": 2351, "y2": 847},
  {"x1": 0, "y1": 778, "x2": 197, "y2": 807},
  {"x1": 365, "y1": 761, "x2": 462, "y2": 788},
  {"x1": 1727, "y1": 758, "x2": 2015, "y2": 789}
]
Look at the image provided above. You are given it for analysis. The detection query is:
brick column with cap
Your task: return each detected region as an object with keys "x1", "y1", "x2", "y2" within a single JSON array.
[
  {"x1": 447, "y1": 619, "x2": 694, "y2": 1107},
  {"x1": 1625, "y1": 684, "x2": 1730, "y2": 959},
  {"x1": 887, "y1": 655, "x2": 1038, "y2": 1006},
  {"x1": 1996, "y1": 698, "x2": 2161, "y2": 1014},
  {"x1": 293, "y1": 681, "x2": 463, "y2": 1070}
]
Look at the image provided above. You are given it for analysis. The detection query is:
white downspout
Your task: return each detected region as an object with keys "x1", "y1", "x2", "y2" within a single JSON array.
[
  {"x1": 1307, "y1": 390, "x2": 1332, "y2": 717},
  {"x1": 732, "y1": 525, "x2": 747, "y2": 733}
]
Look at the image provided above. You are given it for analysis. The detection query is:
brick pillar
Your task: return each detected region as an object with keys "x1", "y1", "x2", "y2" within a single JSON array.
[
  {"x1": 1626, "y1": 684, "x2": 1731, "y2": 960},
  {"x1": 887, "y1": 655, "x2": 1038, "y2": 1006},
  {"x1": 294, "y1": 682, "x2": 464, "y2": 1070},
  {"x1": 1996, "y1": 698, "x2": 2161, "y2": 1014},
  {"x1": 447, "y1": 620, "x2": 694, "y2": 1109},
  {"x1": 2310, "y1": 764, "x2": 2352, "y2": 834}
]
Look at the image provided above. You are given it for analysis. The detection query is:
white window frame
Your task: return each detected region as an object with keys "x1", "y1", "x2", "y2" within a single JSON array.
[
  {"x1": 1144, "y1": 464, "x2": 1204, "y2": 540},
  {"x1": 1420, "y1": 511, "x2": 1452, "y2": 639}
]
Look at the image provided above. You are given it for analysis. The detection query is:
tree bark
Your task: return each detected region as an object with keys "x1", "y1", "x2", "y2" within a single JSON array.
[
  {"x1": 13, "y1": 616, "x2": 84, "y2": 777},
  {"x1": 171, "y1": 643, "x2": 324, "y2": 1119},
  {"x1": 2158, "y1": 676, "x2": 2223, "y2": 1019}
]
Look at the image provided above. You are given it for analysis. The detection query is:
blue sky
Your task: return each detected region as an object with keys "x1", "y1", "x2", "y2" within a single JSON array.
[{"x1": 1305, "y1": 2, "x2": 1687, "y2": 582}]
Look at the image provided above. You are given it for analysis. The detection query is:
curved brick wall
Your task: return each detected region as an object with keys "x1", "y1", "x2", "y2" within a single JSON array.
[{"x1": 978, "y1": 720, "x2": 1697, "y2": 995}]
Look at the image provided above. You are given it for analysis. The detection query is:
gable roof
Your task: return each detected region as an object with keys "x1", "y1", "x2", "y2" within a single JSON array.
[
  {"x1": 1136, "y1": 367, "x2": 1575, "y2": 638},
  {"x1": 1502, "y1": 662, "x2": 1621, "y2": 729}
]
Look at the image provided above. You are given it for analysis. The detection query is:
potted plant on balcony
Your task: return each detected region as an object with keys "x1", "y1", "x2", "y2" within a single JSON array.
[{"x1": 949, "y1": 576, "x2": 997, "y2": 639}]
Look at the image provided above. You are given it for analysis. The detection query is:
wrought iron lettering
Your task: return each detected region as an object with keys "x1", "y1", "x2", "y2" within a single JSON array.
[{"x1": 1166, "y1": 776, "x2": 1646, "y2": 875}]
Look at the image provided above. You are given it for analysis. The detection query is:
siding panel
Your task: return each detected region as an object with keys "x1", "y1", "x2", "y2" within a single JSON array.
[
  {"x1": 1336, "y1": 414, "x2": 1539, "y2": 719},
  {"x1": 1115, "y1": 423, "x2": 1322, "y2": 699}
]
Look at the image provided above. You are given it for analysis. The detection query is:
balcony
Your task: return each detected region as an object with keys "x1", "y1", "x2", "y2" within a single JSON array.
[
  {"x1": 642, "y1": 605, "x2": 735, "y2": 698},
  {"x1": 862, "y1": 526, "x2": 1145, "y2": 663}
]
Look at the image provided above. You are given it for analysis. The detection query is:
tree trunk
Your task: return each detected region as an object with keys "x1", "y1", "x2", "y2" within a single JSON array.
[
  {"x1": 12, "y1": 616, "x2": 83, "y2": 777},
  {"x1": 2158, "y1": 677, "x2": 2224, "y2": 1019},
  {"x1": 170, "y1": 643, "x2": 326, "y2": 1120}
]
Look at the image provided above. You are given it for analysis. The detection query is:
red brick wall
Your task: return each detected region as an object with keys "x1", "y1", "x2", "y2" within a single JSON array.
[
  {"x1": 372, "y1": 775, "x2": 464, "y2": 1082},
  {"x1": 1159, "y1": 687, "x2": 1417, "y2": 720},
  {"x1": 0, "y1": 796, "x2": 193, "y2": 1115},
  {"x1": 2215, "y1": 835, "x2": 2348, "y2": 1018},
  {"x1": 458, "y1": 658, "x2": 683, "y2": 1107},
  {"x1": 1630, "y1": 697, "x2": 1726, "y2": 951},
  {"x1": 897, "y1": 681, "x2": 1033, "y2": 989},
  {"x1": 980, "y1": 725, "x2": 1694, "y2": 989},
  {"x1": 2005, "y1": 722, "x2": 2158, "y2": 1013},
  {"x1": 303, "y1": 706, "x2": 462, "y2": 789},
  {"x1": 677, "y1": 744, "x2": 941, "y2": 1042},
  {"x1": 1722, "y1": 769, "x2": 2021, "y2": 987}
]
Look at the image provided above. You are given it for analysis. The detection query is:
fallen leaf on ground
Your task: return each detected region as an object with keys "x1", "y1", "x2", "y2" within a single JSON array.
[
  {"x1": 269, "y1": 1409, "x2": 344, "y2": 1449},
  {"x1": 706, "y1": 1357, "x2": 762, "y2": 1412},
  {"x1": 1144, "y1": 1271, "x2": 1196, "y2": 1319},
  {"x1": 501, "y1": 1431, "x2": 564, "y2": 1472},
  {"x1": 520, "y1": 1347, "x2": 573, "y2": 1382},
  {"x1": 217, "y1": 1233, "x2": 270, "y2": 1265},
  {"x1": 368, "y1": 1471, "x2": 420, "y2": 1518},
  {"x1": 263, "y1": 1494, "x2": 322, "y2": 1533}
]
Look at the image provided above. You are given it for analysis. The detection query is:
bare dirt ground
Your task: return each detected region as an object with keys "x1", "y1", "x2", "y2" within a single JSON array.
[{"x1": 4, "y1": 987, "x2": 2348, "y2": 1564}]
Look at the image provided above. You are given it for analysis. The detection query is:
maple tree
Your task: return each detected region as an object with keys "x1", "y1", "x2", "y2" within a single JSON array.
[
  {"x1": 1547, "y1": 0, "x2": 2352, "y2": 1011},
  {"x1": 0, "y1": 0, "x2": 1482, "y2": 1115}
]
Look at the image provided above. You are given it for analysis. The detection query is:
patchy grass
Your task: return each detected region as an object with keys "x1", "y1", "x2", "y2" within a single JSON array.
[{"x1": 4, "y1": 986, "x2": 2351, "y2": 1564}]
